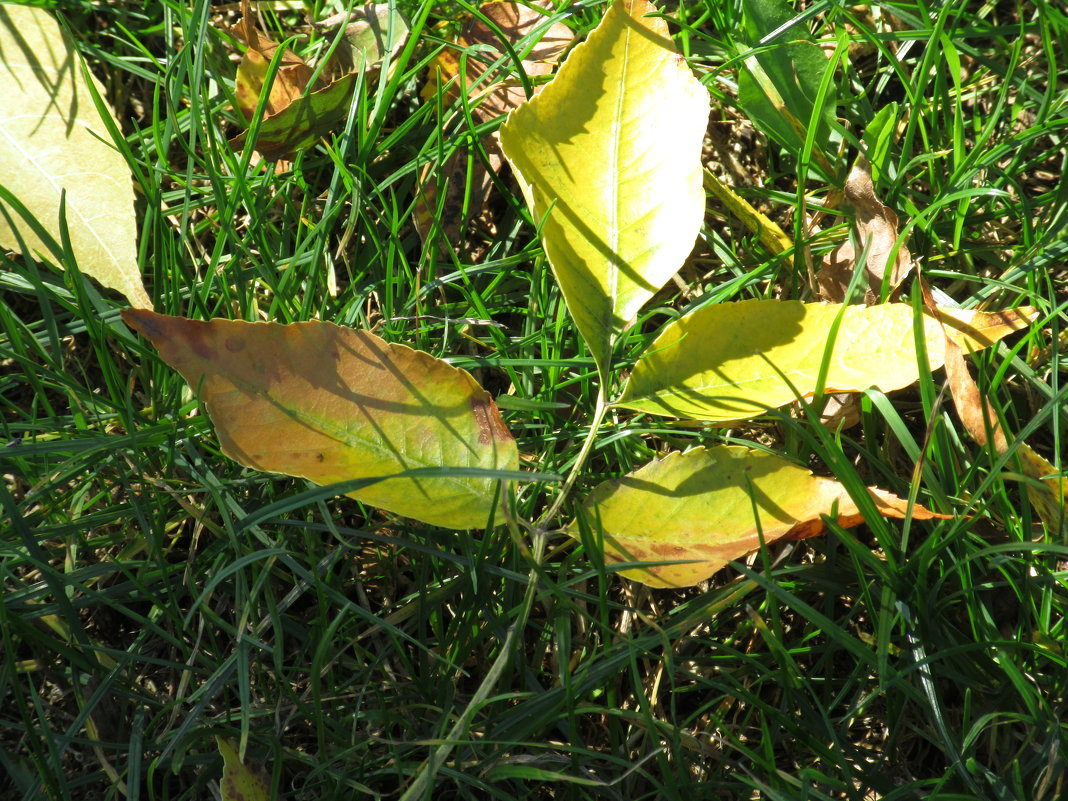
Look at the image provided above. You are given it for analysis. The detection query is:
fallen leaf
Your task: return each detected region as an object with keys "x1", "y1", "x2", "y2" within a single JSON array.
[
  {"x1": 232, "y1": 3, "x2": 314, "y2": 121},
  {"x1": 313, "y1": 4, "x2": 410, "y2": 79},
  {"x1": 229, "y1": 74, "x2": 357, "y2": 160},
  {"x1": 422, "y1": 1, "x2": 572, "y2": 121},
  {"x1": 0, "y1": 6, "x2": 150, "y2": 309},
  {"x1": 1016, "y1": 446, "x2": 1067, "y2": 539},
  {"x1": 217, "y1": 738, "x2": 271, "y2": 801},
  {"x1": 704, "y1": 168, "x2": 793, "y2": 267},
  {"x1": 123, "y1": 311, "x2": 518, "y2": 529},
  {"x1": 920, "y1": 280, "x2": 1066, "y2": 538},
  {"x1": 415, "y1": 1, "x2": 572, "y2": 250},
  {"x1": 499, "y1": 0, "x2": 709, "y2": 378},
  {"x1": 618, "y1": 300, "x2": 1037, "y2": 421},
  {"x1": 818, "y1": 156, "x2": 913, "y2": 303},
  {"x1": 413, "y1": 146, "x2": 500, "y2": 251},
  {"x1": 570, "y1": 446, "x2": 950, "y2": 588},
  {"x1": 229, "y1": 1, "x2": 407, "y2": 160}
]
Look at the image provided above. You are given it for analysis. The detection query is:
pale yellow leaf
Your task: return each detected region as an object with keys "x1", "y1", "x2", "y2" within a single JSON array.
[
  {"x1": 0, "y1": 6, "x2": 148, "y2": 309},
  {"x1": 499, "y1": 0, "x2": 709, "y2": 376}
]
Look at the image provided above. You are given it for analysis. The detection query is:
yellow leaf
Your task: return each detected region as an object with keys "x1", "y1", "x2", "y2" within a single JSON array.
[
  {"x1": 570, "y1": 446, "x2": 949, "y2": 588},
  {"x1": 0, "y1": 6, "x2": 149, "y2": 309},
  {"x1": 1017, "y1": 446, "x2": 1067, "y2": 540},
  {"x1": 124, "y1": 311, "x2": 518, "y2": 529},
  {"x1": 618, "y1": 300, "x2": 1036, "y2": 421},
  {"x1": 217, "y1": 738, "x2": 271, "y2": 801},
  {"x1": 499, "y1": 0, "x2": 709, "y2": 377}
]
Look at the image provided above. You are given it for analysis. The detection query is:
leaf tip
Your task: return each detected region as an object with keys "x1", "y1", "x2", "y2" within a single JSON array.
[{"x1": 122, "y1": 308, "x2": 166, "y2": 339}]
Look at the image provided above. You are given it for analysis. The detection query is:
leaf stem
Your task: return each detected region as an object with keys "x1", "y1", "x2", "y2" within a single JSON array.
[
  {"x1": 398, "y1": 529, "x2": 546, "y2": 801},
  {"x1": 536, "y1": 383, "x2": 610, "y2": 529}
]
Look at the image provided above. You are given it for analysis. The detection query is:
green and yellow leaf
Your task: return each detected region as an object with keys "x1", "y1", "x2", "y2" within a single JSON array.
[
  {"x1": 217, "y1": 738, "x2": 271, "y2": 801},
  {"x1": 570, "y1": 445, "x2": 950, "y2": 588},
  {"x1": 124, "y1": 311, "x2": 518, "y2": 529},
  {"x1": 499, "y1": 0, "x2": 709, "y2": 377},
  {"x1": 618, "y1": 300, "x2": 1036, "y2": 421}
]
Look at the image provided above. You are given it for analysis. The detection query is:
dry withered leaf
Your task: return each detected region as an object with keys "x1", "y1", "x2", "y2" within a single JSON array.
[
  {"x1": 413, "y1": 146, "x2": 502, "y2": 251},
  {"x1": 422, "y1": 1, "x2": 573, "y2": 122},
  {"x1": 312, "y1": 4, "x2": 410, "y2": 81},
  {"x1": 228, "y1": 0, "x2": 407, "y2": 160},
  {"x1": 415, "y1": 1, "x2": 574, "y2": 250},
  {"x1": 232, "y1": 0, "x2": 314, "y2": 121},
  {"x1": 920, "y1": 279, "x2": 1064, "y2": 538},
  {"x1": 818, "y1": 155, "x2": 912, "y2": 429},
  {"x1": 818, "y1": 156, "x2": 913, "y2": 304},
  {"x1": 461, "y1": 1, "x2": 574, "y2": 121}
]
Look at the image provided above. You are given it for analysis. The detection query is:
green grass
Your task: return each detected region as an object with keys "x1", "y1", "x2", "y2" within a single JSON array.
[{"x1": 2, "y1": 0, "x2": 1067, "y2": 799}]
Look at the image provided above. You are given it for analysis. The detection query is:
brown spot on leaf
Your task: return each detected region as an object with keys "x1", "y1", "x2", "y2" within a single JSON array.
[
  {"x1": 470, "y1": 393, "x2": 513, "y2": 446},
  {"x1": 225, "y1": 337, "x2": 245, "y2": 353},
  {"x1": 648, "y1": 542, "x2": 684, "y2": 557},
  {"x1": 183, "y1": 322, "x2": 218, "y2": 361}
]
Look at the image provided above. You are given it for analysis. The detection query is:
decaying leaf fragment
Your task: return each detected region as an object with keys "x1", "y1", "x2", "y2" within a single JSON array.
[
  {"x1": 229, "y1": 0, "x2": 408, "y2": 159},
  {"x1": 818, "y1": 156, "x2": 913, "y2": 303},
  {"x1": 312, "y1": 4, "x2": 411, "y2": 78},
  {"x1": 921, "y1": 281, "x2": 1066, "y2": 538},
  {"x1": 423, "y1": 1, "x2": 574, "y2": 121},
  {"x1": 217, "y1": 738, "x2": 270, "y2": 801},
  {"x1": 0, "y1": 5, "x2": 150, "y2": 309},
  {"x1": 414, "y1": 1, "x2": 573, "y2": 248},
  {"x1": 123, "y1": 310, "x2": 518, "y2": 529},
  {"x1": 570, "y1": 446, "x2": 950, "y2": 588}
]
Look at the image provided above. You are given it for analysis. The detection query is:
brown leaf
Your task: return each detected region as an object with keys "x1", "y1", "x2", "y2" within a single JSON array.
[
  {"x1": 415, "y1": 2, "x2": 573, "y2": 250},
  {"x1": 232, "y1": 0, "x2": 315, "y2": 121},
  {"x1": 462, "y1": 1, "x2": 573, "y2": 121},
  {"x1": 818, "y1": 156, "x2": 913, "y2": 303},
  {"x1": 423, "y1": 2, "x2": 572, "y2": 121},
  {"x1": 413, "y1": 146, "x2": 501, "y2": 251},
  {"x1": 920, "y1": 279, "x2": 1065, "y2": 537},
  {"x1": 312, "y1": 4, "x2": 410, "y2": 82}
]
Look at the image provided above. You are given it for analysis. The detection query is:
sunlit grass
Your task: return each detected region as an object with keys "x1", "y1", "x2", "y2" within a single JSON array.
[{"x1": 1, "y1": 1, "x2": 1066, "y2": 799}]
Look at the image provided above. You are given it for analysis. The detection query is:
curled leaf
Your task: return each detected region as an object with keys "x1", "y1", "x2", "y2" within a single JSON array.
[
  {"x1": 228, "y1": 0, "x2": 407, "y2": 160},
  {"x1": 818, "y1": 156, "x2": 913, "y2": 303},
  {"x1": 920, "y1": 280, "x2": 1066, "y2": 538}
]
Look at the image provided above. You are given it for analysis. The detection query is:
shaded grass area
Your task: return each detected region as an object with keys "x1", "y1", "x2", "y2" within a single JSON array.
[{"x1": 2, "y1": 0, "x2": 1066, "y2": 799}]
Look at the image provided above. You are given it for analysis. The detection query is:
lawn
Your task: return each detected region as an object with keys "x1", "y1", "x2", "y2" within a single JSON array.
[{"x1": 1, "y1": 0, "x2": 1066, "y2": 799}]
